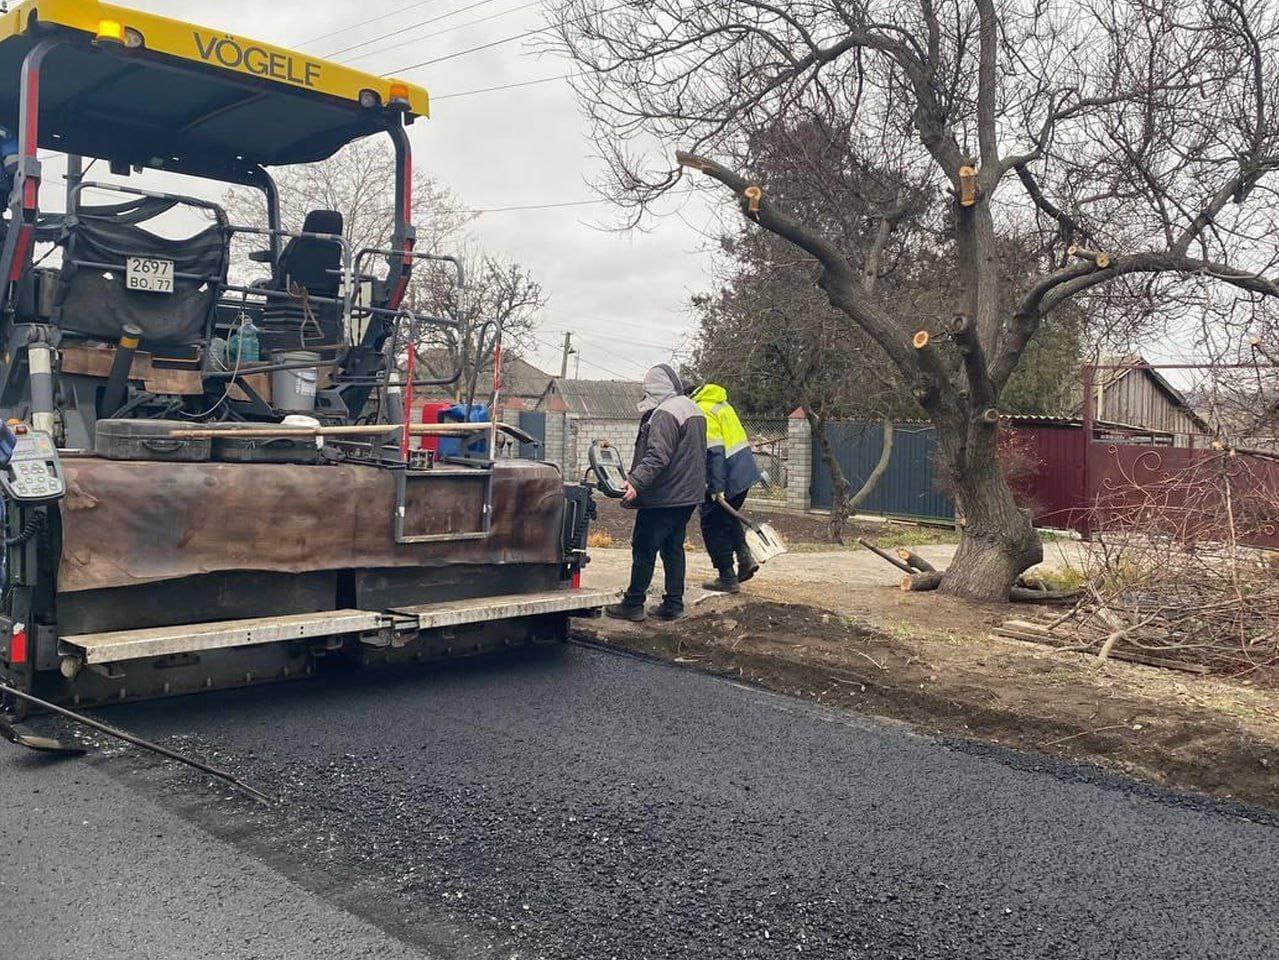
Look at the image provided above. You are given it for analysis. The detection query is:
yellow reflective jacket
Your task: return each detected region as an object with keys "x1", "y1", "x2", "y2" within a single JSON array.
[{"x1": 692, "y1": 383, "x2": 762, "y2": 496}]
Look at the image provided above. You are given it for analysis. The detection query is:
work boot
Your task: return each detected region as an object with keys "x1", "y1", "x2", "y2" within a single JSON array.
[
  {"x1": 651, "y1": 602, "x2": 684, "y2": 621},
  {"x1": 702, "y1": 573, "x2": 740, "y2": 594},
  {"x1": 605, "y1": 602, "x2": 646, "y2": 622},
  {"x1": 736, "y1": 546, "x2": 760, "y2": 583}
]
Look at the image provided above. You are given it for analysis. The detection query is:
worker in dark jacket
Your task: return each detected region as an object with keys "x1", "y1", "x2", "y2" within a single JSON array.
[
  {"x1": 606, "y1": 363, "x2": 707, "y2": 622},
  {"x1": 692, "y1": 383, "x2": 763, "y2": 592}
]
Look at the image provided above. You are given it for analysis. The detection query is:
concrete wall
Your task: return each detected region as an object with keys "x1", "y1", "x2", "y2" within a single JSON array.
[
  {"x1": 567, "y1": 416, "x2": 637, "y2": 481},
  {"x1": 544, "y1": 410, "x2": 569, "y2": 471},
  {"x1": 530, "y1": 410, "x2": 814, "y2": 513}
]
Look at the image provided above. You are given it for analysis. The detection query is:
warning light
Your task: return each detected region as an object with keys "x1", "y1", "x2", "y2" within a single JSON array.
[
  {"x1": 388, "y1": 82, "x2": 410, "y2": 106},
  {"x1": 10, "y1": 624, "x2": 27, "y2": 666},
  {"x1": 96, "y1": 19, "x2": 125, "y2": 43}
]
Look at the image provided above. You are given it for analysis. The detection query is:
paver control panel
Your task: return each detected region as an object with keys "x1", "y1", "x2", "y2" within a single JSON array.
[{"x1": 0, "y1": 430, "x2": 65, "y2": 503}]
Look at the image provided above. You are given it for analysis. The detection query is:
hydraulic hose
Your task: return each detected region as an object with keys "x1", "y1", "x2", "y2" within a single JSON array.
[{"x1": 4, "y1": 511, "x2": 43, "y2": 547}]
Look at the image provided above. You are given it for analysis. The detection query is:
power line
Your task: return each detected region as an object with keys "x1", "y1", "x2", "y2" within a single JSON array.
[
  {"x1": 568, "y1": 327, "x2": 675, "y2": 351},
  {"x1": 384, "y1": 1, "x2": 628, "y2": 74},
  {"x1": 300, "y1": 0, "x2": 447, "y2": 48},
  {"x1": 546, "y1": 328, "x2": 661, "y2": 377},
  {"x1": 328, "y1": 0, "x2": 511, "y2": 61},
  {"x1": 431, "y1": 74, "x2": 573, "y2": 101},
  {"x1": 529, "y1": 333, "x2": 636, "y2": 380},
  {"x1": 341, "y1": 0, "x2": 544, "y2": 64},
  {"x1": 385, "y1": 25, "x2": 540, "y2": 72},
  {"x1": 468, "y1": 197, "x2": 606, "y2": 214}
]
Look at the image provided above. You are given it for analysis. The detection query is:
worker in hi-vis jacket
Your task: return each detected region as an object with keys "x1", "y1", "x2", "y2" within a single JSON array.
[{"x1": 691, "y1": 383, "x2": 763, "y2": 593}]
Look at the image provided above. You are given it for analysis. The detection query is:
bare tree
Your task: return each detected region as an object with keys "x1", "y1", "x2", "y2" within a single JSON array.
[
  {"x1": 557, "y1": 0, "x2": 1279, "y2": 600},
  {"x1": 224, "y1": 138, "x2": 473, "y2": 282},
  {"x1": 411, "y1": 247, "x2": 545, "y2": 401},
  {"x1": 226, "y1": 139, "x2": 545, "y2": 398}
]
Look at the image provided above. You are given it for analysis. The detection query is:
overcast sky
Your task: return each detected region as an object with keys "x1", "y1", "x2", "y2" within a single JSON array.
[{"x1": 96, "y1": 0, "x2": 727, "y2": 381}]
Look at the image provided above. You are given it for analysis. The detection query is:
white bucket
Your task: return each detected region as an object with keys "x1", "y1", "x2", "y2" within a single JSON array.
[{"x1": 272, "y1": 351, "x2": 319, "y2": 412}]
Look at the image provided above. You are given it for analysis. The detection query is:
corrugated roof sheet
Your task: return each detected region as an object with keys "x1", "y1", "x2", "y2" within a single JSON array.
[
  {"x1": 550, "y1": 378, "x2": 643, "y2": 418},
  {"x1": 416, "y1": 351, "x2": 554, "y2": 401}
]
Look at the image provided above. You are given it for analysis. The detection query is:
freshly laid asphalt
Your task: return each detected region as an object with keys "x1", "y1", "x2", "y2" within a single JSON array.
[{"x1": 4, "y1": 642, "x2": 1279, "y2": 959}]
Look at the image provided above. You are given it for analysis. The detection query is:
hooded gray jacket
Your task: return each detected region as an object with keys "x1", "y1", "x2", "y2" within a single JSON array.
[{"x1": 628, "y1": 364, "x2": 707, "y2": 508}]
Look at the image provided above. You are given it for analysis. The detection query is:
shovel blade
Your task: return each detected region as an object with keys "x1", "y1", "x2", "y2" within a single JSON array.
[
  {"x1": 0, "y1": 716, "x2": 86, "y2": 755},
  {"x1": 744, "y1": 523, "x2": 787, "y2": 563}
]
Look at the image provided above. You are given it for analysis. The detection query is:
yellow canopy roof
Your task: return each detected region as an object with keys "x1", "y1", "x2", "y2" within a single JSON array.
[{"x1": 0, "y1": 0, "x2": 429, "y2": 173}]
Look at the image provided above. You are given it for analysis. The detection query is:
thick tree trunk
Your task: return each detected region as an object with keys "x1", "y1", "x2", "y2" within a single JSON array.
[{"x1": 935, "y1": 417, "x2": 1043, "y2": 601}]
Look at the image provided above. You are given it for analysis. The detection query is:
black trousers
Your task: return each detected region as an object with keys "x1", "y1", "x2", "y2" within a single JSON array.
[
  {"x1": 700, "y1": 490, "x2": 749, "y2": 575},
  {"x1": 623, "y1": 504, "x2": 697, "y2": 610}
]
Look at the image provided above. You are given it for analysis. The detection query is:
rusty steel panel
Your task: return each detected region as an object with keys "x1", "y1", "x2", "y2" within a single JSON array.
[{"x1": 57, "y1": 458, "x2": 565, "y2": 592}]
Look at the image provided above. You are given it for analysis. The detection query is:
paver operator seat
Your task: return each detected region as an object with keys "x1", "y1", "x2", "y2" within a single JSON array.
[{"x1": 260, "y1": 208, "x2": 345, "y2": 350}]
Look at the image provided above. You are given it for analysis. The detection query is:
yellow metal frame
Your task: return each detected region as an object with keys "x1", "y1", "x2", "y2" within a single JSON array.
[{"x1": 0, "y1": 0, "x2": 429, "y2": 116}]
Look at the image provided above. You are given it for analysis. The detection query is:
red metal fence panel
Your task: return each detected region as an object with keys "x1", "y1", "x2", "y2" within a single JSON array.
[{"x1": 1085, "y1": 443, "x2": 1279, "y2": 549}]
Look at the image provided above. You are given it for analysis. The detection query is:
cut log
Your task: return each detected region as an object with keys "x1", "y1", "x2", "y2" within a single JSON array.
[
  {"x1": 858, "y1": 538, "x2": 914, "y2": 574},
  {"x1": 896, "y1": 548, "x2": 936, "y2": 573},
  {"x1": 901, "y1": 571, "x2": 944, "y2": 592},
  {"x1": 1009, "y1": 586, "x2": 1080, "y2": 604}
]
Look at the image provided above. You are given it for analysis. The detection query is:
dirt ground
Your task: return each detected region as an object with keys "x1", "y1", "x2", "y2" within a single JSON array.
[
  {"x1": 590, "y1": 496, "x2": 956, "y2": 550},
  {"x1": 580, "y1": 533, "x2": 1279, "y2": 811}
]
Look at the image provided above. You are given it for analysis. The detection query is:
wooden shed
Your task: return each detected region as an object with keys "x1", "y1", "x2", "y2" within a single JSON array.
[{"x1": 1075, "y1": 356, "x2": 1210, "y2": 446}]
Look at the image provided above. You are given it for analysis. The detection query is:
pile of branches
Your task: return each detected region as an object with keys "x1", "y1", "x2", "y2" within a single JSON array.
[{"x1": 1055, "y1": 450, "x2": 1279, "y2": 677}]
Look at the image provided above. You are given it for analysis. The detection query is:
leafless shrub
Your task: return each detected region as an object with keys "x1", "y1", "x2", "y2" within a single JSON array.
[{"x1": 1065, "y1": 451, "x2": 1279, "y2": 676}]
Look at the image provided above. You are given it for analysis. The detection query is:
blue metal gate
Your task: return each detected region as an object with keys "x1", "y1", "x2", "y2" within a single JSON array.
[
  {"x1": 810, "y1": 421, "x2": 954, "y2": 521},
  {"x1": 517, "y1": 411, "x2": 546, "y2": 460}
]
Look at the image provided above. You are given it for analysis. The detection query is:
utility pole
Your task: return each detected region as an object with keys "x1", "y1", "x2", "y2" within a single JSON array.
[{"x1": 559, "y1": 331, "x2": 575, "y2": 379}]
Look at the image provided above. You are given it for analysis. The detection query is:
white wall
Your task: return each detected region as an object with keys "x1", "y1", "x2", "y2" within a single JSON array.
[{"x1": 565, "y1": 416, "x2": 638, "y2": 482}]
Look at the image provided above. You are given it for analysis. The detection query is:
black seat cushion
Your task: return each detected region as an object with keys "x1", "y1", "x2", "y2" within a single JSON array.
[
  {"x1": 261, "y1": 209, "x2": 345, "y2": 348},
  {"x1": 277, "y1": 209, "x2": 343, "y2": 297}
]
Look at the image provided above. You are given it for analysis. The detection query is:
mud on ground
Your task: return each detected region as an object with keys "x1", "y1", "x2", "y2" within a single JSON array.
[
  {"x1": 581, "y1": 596, "x2": 1279, "y2": 812},
  {"x1": 590, "y1": 497, "x2": 954, "y2": 549}
]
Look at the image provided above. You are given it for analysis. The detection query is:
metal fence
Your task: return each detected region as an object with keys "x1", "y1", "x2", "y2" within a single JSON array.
[
  {"x1": 742, "y1": 418, "x2": 789, "y2": 501},
  {"x1": 810, "y1": 420, "x2": 955, "y2": 521}
]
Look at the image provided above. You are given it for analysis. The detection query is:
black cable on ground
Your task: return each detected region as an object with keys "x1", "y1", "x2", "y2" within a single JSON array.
[{"x1": 0, "y1": 683, "x2": 275, "y2": 805}]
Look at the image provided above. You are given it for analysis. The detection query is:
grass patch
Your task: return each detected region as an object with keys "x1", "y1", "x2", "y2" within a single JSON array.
[
  {"x1": 869, "y1": 527, "x2": 962, "y2": 548},
  {"x1": 1032, "y1": 564, "x2": 1088, "y2": 592}
]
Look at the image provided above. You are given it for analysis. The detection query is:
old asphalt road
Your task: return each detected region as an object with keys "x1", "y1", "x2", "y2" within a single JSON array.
[{"x1": 4, "y1": 642, "x2": 1279, "y2": 960}]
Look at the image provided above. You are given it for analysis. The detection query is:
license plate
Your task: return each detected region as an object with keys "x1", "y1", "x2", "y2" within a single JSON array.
[{"x1": 126, "y1": 256, "x2": 174, "y2": 293}]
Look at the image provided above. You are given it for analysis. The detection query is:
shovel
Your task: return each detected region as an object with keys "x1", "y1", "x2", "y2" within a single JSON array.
[
  {"x1": 713, "y1": 494, "x2": 788, "y2": 564},
  {"x1": 0, "y1": 713, "x2": 85, "y2": 755}
]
